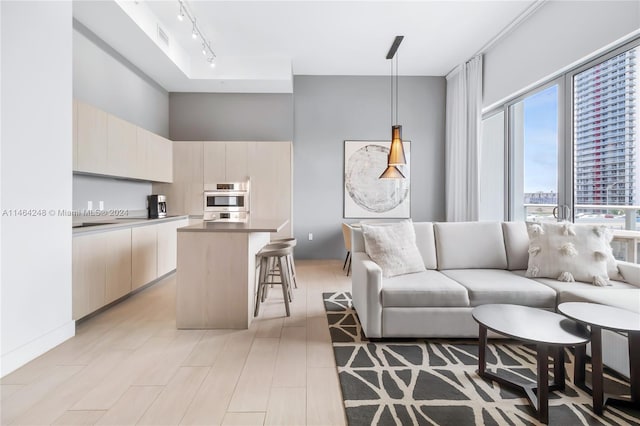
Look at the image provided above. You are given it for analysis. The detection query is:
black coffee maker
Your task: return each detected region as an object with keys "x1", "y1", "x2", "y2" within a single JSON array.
[{"x1": 147, "y1": 195, "x2": 167, "y2": 218}]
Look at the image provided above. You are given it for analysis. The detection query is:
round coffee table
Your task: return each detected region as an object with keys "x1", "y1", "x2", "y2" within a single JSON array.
[
  {"x1": 558, "y1": 302, "x2": 640, "y2": 415},
  {"x1": 472, "y1": 304, "x2": 590, "y2": 424}
]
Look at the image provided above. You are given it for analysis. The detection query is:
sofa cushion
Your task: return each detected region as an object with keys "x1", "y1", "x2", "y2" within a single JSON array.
[
  {"x1": 434, "y1": 222, "x2": 508, "y2": 270},
  {"x1": 502, "y1": 222, "x2": 529, "y2": 270},
  {"x1": 526, "y1": 275, "x2": 637, "y2": 293},
  {"x1": 525, "y1": 222, "x2": 611, "y2": 286},
  {"x1": 414, "y1": 222, "x2": 437, "y2": 269},
  {"x1": 441, "y1": 269, "x2": 557, "y2": 308},
  {"x1": 558, "y1": 289, "x2": 640, "y2": 314},
  {"x1": 361, "y1": 220, "x2": 426, "y2": 278},
  {"x1": 381, "y1": 270, "x2": 470, "y2": 308}
]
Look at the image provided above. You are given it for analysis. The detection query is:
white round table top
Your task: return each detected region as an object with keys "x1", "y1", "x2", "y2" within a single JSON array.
[
  {"x1": 558, "y1": 302, "x2": 640, "y2": 333},
  {"x1": 472, "y1": 304, "x2": 590, "y2": 346}
]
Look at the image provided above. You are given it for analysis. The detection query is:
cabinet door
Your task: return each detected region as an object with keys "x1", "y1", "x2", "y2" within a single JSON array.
[
  {"x1": 157, "y1": 220, "x2": 187, "y2": 276},
  {"x1": 105, "y1": 228, "x2": 132, "y2": 304},
  {"x1": 107, "y1": 114, "x2": 137, "y2": 178},
  {"x1": 76, "y1": 101, "x2": 108, "y2": 174},
  {"x1": 72, "y1": 100, "x2": 78, "y2": 170},
  {"x1": 132, "y1": 225, "x2": 158, "y2": 290},
  {"x1": 225, "y1": 142, "x2": 249, "y2": 181},
  {"x1": 203, "y1": 142, "x2": 226, "y2": 183},
  {"x1": 135, "y1": 127, "x2": 151, "y2": 180},
  {"x1": 248, "y1": 141, "x2": 292, "y2": 237},
  {"x1": 158, "y1": 136, "x2": 173, "y2": 183},
  {"x1": 72, "y1": 233, "x2": 107, "y2": 320},
  {"x1": 173, "y1": 142, "x2": 203, "y2": 183}
]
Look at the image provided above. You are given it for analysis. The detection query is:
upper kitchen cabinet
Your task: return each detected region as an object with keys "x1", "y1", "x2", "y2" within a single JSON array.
[
  {"x1": 107, "y1": 114, "x2": 137, "y2": 178},
  {"x1": 148, "y1": 134, "x2": 173, "y2": 183},
  {"x1": 73, "y1": 100, "x2": 172, "y2": 183},
  {"x1": 203, "y1": 142, "x2": 226, "y2": 183},
  {"x1": 225, "y1": 142, "x2": 249, "y2": 182},
  {"x1": 76, "y1": 101, "x2": 108, "y2": 174},
  {"x1": 203, "y1": 142, "x2": 249, "y2": 183}
]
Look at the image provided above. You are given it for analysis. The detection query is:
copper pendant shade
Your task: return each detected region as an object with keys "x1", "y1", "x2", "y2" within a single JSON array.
[{"x1": 380, "y1": 36, "x2": 406, "y2": 179}]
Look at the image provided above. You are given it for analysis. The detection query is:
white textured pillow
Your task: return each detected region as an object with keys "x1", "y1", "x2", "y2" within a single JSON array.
[
  {"x1": 525, "y1": 222, "x2": 611, "y2": 286},
  {"x1": 361, "y1": 220, "x2": 426, "y2": 278}
]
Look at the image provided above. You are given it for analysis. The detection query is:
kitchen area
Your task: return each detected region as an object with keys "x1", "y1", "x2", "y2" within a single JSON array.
[{"x1": 72, "y1": 100, "x2": 293, "y2": 325}]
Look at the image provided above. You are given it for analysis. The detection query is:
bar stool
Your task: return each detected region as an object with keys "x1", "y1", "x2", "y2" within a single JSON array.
[
  {"x1": 269, "y1": 238, "x2": 298, "y2": 288},
  {"x1": 254, "y1": 243, "x2": 294, "y2": 317}
]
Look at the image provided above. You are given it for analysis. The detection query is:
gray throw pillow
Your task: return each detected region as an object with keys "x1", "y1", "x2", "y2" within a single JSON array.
[{"x1": 361, "y1": 220, "x2": 426, "y2": 278}]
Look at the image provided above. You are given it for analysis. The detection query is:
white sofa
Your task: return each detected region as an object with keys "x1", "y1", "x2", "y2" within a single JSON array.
[{"x1": 351, "y1": 221, "x2": 640, "y2": 377}]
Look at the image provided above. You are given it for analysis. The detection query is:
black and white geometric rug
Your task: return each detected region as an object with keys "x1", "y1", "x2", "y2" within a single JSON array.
[{"x1": 323, "y1": 292, "x2": 640, "y2": 426}]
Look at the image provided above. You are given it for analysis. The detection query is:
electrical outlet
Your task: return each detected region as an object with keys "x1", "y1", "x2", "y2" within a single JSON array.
[
  {"x1": 308, "y1": 233, "x2": 313, "y2": 241},
  {"x1": 87, "y1": 201, "x2": 93, "y2": 211},
  {"x1": 99, "y1": 201, "x2": 104, "y2": 210}
]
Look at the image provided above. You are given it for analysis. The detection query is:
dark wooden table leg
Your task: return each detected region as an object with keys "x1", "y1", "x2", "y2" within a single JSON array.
[
  {"x1": 591, "y1": 326, "x2": 604, "y2": 415},
  {"x1": 574, "y1": 344, "x2": 586, "y2": 389},
  {"x1": 537, "y1": 344, "x2": 549, "y2": 424},
  {"x1": 629, "y1": 331, "x2": 640, "y2": 404},
  {"x1": 478, "y1": 324, "x2": 487, "y2": 376},
  {"x1": 554, "y1": 346, "x2": 565, "y2": 389}
]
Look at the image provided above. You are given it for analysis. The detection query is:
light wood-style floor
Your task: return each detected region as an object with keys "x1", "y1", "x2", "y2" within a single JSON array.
[{"x1": 1, "y1": 259, "x2": 350, "y2": 426}]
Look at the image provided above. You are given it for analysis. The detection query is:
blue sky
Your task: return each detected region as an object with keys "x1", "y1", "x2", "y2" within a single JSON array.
[{"x1": 523, "y1": 85, "x2": 558, "y2": 193}]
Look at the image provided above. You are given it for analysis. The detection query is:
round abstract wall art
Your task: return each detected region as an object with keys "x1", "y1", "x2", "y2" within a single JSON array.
[{"x1": 344, "y1": 141, "x2": 410, "y2": 218}]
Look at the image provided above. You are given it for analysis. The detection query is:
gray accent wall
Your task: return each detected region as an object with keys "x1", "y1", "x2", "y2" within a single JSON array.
[
  {"x1": 169, "y1": 93, "x2": 294, "y2": 141},
  {"x1": 293, "y1": 76, "x2": 446, "y2": 259},
  {"x1": 72, "y1": 20, "x2": 170, "y2": 211},
  {"x1": 167, "y1": 77, "x2": 445, "y2": 259}
]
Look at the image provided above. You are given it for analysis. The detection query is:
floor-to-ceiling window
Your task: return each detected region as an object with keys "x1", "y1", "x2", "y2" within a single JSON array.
[{"x1": 486, "y1": 37, "x2": 640, "y2": 262}]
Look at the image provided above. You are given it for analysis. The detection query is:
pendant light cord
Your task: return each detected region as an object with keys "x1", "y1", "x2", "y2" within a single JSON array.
[{"x1": 395, "y1": 52, "x2": 399, "y2": 125}]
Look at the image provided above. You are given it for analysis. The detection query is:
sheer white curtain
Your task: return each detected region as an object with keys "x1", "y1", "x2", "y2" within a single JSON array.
[{"x1": 445, "y1": 55, "x2": 483, "y2": 222}]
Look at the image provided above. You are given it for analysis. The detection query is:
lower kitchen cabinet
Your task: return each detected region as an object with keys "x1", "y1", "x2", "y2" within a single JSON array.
[
  {"x1": 105, "y1": 228, "x2": 132, "y2": 304},
  {"x1": 72, "y1": 232, "x2": 107, "y2": 320},
  {"x1": 132, "y1": 225, "x2": 158, "y2": 290},
  {"x1": 73, "y1": 218, "x2": 187, "y2": 320},
  {"x1": 157, "y1": 220, "x2": 187, "y2": 276}
]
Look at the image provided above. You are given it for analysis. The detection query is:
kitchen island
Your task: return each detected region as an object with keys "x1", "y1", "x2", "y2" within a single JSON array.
[{"x1": 176, "y1": 219, "x2": 289, "y2": 329}]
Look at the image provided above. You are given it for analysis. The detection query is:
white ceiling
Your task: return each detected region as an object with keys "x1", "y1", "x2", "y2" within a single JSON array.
[{"x1": 73, "y1": 0, "x2": 538, "y2": 93}]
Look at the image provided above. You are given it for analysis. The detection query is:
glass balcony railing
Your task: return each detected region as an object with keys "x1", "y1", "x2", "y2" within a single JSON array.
[{"x1": 522, "y1": 203, "x2": 640, "y2": 263}]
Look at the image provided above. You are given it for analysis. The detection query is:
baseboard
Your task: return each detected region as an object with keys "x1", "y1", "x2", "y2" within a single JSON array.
[{"x1": 1, "y1": 321, "x2": 75, "y2": 377}]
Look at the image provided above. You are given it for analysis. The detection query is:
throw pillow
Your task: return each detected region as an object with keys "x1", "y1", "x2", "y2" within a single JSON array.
[
  {"x1": 361, "y1": 220, "x2": 426, "y2": 278},
  {"x1": 525, "y1": 222, "x2": 611, "y2": 286}
]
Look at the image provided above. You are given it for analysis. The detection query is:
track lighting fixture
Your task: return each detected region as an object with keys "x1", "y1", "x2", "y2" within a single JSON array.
[
  {"x1": 177, "y1": 3, "x2": 184, "y2": 21},
  {"x1": 177, "y1": 0, "x2": 217, "y2": 69}
]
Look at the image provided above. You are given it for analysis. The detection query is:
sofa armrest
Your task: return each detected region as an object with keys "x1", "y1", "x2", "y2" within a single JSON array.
[
  {"x1": 351, "y1": 251, "x2": 383, "y2": 338},
  {"x1": 617, "y1": 261, "x2": 640, "y2": 288}
]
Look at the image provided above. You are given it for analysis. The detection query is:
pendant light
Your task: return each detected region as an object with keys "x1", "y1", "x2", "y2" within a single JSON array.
[{"x1": 380, "y1": 35, "x2": 407, "y2": 179}]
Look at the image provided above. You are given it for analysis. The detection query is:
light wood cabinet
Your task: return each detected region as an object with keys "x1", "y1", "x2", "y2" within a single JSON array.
[
  {"x1": 174, "y1": 142, "x2": 203, "y2": 183},
  {"x1": 76, "y1": 101, "x2": 108, "y2": 174},
  {"x1": 157, "y1": 219, "x2": 188, "y2": 276},
  {"x1": 248, "y1": 142, "x2": 292, "y2": 238},
  {"x1": 203, "y1": 142, "x2": 226, "y2": 183},
  {"x1": 73, "y1": 219, "x2": 185, "y2": 320},
  {"x1": 74, "y1": 100, "x2": 172, "y2": 183},
  {"x1": 132, "y1": 225, "x2": 158, "y2": 290},
  {"x1": 105, "y1": 228, "x2": 132, "y2": 304},
  {"x1": 72, "y1": 232, "x2": 107, "y2": 320},
  {"x1": 145, "y1": 133, "x2": 173, "y2": 183},
  {"x1": 225, "y1": 142, "x2": 249, "y2": 181},
  {"x1": 107, "y1": 114, "x2": 137, "y2": 178}
]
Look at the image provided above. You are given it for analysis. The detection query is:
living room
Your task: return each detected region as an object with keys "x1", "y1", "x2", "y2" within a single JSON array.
[{"x1": 2, "y1": 1, "x2": 640, "y2": 425}]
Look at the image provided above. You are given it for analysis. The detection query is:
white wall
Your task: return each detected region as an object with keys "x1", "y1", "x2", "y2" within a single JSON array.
[
  {"x1": 1, "y1": 1, "x2": 74, "y2": 376},
  {"x1": 483, "y1": 0, "x2": 640, "y2": 109}
]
